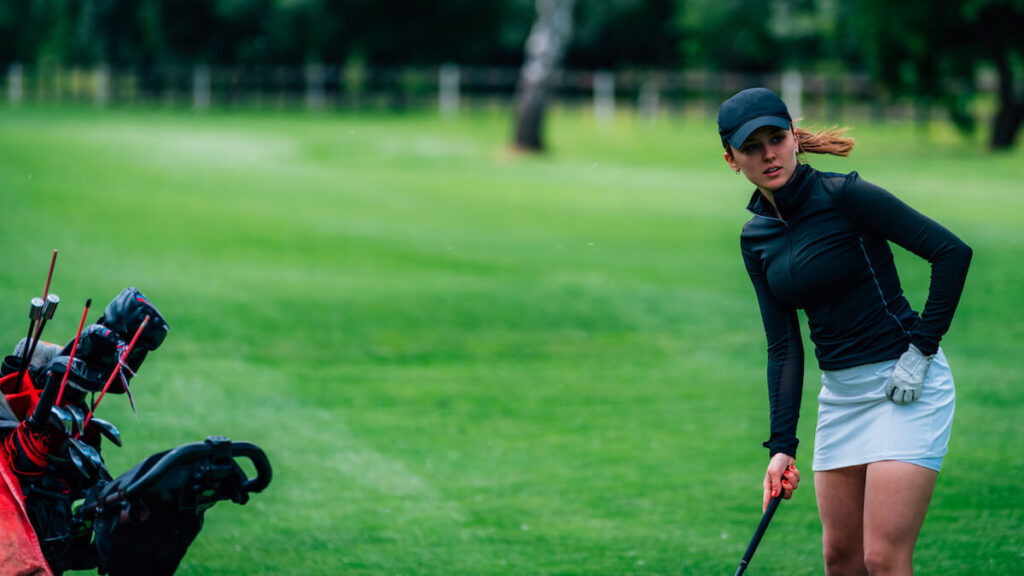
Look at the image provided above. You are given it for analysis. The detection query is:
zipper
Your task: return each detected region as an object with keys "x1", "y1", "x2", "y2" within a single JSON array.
[{"x1": 748, "y1": 210, "x2": 795, "y2": 294}]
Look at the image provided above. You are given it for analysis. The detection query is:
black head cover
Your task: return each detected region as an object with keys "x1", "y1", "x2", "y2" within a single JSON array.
[
  {"x1": 99, "y1": 288, "x2": 169, "y2": 351},
  {"x1": 62, "y1": 325, "x2": 138, "y2": 394},
  {"x1": 40, "y1": 354, "x2": 107, "y2": 398}
]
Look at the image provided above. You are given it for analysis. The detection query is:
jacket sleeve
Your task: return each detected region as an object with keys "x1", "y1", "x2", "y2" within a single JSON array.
[
  {"x1": 839, "y1": 173, "x2": 973, "y2": 355},
  {"x1": 742, "y1": 238, "x2": 804, "y2": 458}
]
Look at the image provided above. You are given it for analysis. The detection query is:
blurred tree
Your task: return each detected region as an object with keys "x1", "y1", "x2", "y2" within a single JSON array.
[
  {"x1": 0, "y1": 0, "x2": 1018, "y2": 149},
  {"x1": 970, "y1": 0, "x2": 1024, "y2": 148},
  {"x1": 568, "y1": 0, "x2": 682, "y2": 69},
  {"x1": 155, "y1": 0, "x2": 274, "y2": 65},
  {"x1": 678, "y1": 0, "x2": 843, "y2": 73},
  {"x1": 854, "y1": 0, "x2": 1024, "y2": 148},
  {"x1": 513, "y1": 0, "x2": 577, "y2": 152},
  {"x1": 314, "y1": 0, "x2": 527, "y2": 65},
  {"x1": 856, "y1": 0, "x2": 975, "y2": 132},
  {"x1": 679, "y1": 0, "x2": 780, "y2": 72},
  {"x1": 0, "y1": 0, "x2": 42, "y2": 65}
]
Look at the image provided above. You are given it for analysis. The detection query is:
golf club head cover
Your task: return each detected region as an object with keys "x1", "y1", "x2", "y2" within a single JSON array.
[
  {"x1": 70, "y1": 324, "x2": 119, "y2": 372},
  {"x1": 44, "y1": 353, "x2": 107, "y2": 396},
  {"x1": 60, "y1": 327, "x2": 137, "y2": 393},
  {"x1": 13, "y1": 338, "x2": 62, "y2": 372},
  {"x1": 99, "y1": 287, "x2": 169, "y2": 352}
]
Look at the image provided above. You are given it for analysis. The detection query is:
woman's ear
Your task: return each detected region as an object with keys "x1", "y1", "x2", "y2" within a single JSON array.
[{"x1": 723, "y1": 150, "x2": 740, "y2": 173}]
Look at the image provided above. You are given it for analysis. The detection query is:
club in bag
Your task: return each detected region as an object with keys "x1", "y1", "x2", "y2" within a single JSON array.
[
  {"x1": 56, "y1": 298, "x2": 92, "y2": 406},
  {"x1": 15, "y1": 297, "x2": 46, "y2": 382},
  {"x1": 20, "y1": 293, "x2": 60, "y2": 383},
  {"x1": 88, "y1": 416, "x2": 122, "y2": 447},
  {"x1": 42, "y1": 249, "x2": 57, "y2": 299},
  {"x1": 734, "y1": 490, "x2": 784, "y2": 576},
  {"x1": 82, "y1": 315, "x2": 149, "y2": 432}
]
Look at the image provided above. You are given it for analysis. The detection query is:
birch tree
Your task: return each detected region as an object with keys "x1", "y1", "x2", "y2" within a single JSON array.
[{"x1": 513, "y1": 0, "x2": 576, "y2": 152}]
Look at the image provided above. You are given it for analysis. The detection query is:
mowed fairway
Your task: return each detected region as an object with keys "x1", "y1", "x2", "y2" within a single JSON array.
[{"x1": 0, "y1": 105, "x2": 1021, "y2": 575}]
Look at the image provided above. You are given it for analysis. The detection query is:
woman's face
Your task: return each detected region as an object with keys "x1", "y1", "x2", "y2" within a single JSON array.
[{"x1": 723, "y1": 126, "x2": 799, "y2": 193}]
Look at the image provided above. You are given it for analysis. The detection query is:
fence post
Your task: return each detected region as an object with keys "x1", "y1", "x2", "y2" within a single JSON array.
[
  {"x1": 305, "y1": 62, "x2": 326, "y2": 110},
  {"x1": 193, "y1": 64, "x2": 211, "y2": 110},
  {"x1": 8, "y1": 63, "x2": 23, "y2": 104},
  {"x1": 594, "y1": 70, "x2": 614, "y2": 123},
  {"x1": 781, "y1": 69, "x2": 802, "y2": 120},
  {"x1": 343, "y1": 58, "x2": 366, "y2": 108},
  {"x1": 639, "y1": 76, "x2": 660, "y2": 121},
  {"x1": 95, "y1": 64, "x2": 110, "y2": 105},
  {"x1": 439, "y1": 63, "x2": 460, "y2": 117}
]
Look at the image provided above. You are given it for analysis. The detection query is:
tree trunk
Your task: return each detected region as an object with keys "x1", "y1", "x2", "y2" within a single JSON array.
[
  {"x1": 513, "y1": 0, "x2": 576, "y2": 152},
  {"x1": 989, "y1": 47, "x2": 1024, "y2": 149},
  {"x1": 991, "y1": 102, "x2": 1024, "y2": 149}
]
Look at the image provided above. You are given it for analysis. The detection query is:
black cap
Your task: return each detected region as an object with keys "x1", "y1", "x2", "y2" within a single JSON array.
[{"x1": 717, "y1": 88, "x2": 792, "y2": 149}]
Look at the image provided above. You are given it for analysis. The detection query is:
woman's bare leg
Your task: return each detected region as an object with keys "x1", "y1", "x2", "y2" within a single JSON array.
[
  {"x1": 815, "y1": 464, "x2": 869, "y2": 576},
  {"x1": 862, "y1": 461, "x2": 937, "y2": 576}
]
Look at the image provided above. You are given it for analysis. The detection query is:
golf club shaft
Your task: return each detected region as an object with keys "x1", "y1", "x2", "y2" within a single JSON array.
[
  {"x1": 734, "y1": 491, "x2": 784, "y2": 576},
  {"x1": 15, "y1": 298, "x2": 46, "y2": 384},
  {"x1": 42, "y1": 249, "x2": 57, "y2": 300},
  {"x1": 82, "y1": 314, "x2": 149, "y2": 432},
  {"x1": 22, "y1": 294, "x2": 59, "y2": 382},
  {"x1": 56, "y1": 298, "x2": 92, "y2": 406},
  {"x1": 20, "y1": 249, "x2": 59, "y2": 383}
]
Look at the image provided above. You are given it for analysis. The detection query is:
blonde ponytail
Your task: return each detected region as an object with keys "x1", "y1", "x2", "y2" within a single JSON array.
[{"x1": 795, "y1": 125, "x2": 855, "y2": 157}]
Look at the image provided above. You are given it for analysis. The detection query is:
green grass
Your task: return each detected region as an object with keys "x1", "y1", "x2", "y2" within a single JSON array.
[{"x1": 1, "y1": 105, "x2": 1022, "y2": 575}]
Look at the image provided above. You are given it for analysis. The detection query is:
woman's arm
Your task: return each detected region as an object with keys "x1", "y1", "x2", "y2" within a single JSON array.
[
  {"x1": 839, "y1": 173, "x2": 973, "y2": 355},
  {"x1": 742, "y1": 242, "x2": 805, "y2": 458}
]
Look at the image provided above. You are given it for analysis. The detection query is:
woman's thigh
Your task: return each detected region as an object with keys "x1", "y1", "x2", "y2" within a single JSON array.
[
  {"x1": 815, "y1": 465, "x2": 868, "y2": 557},
  {"x1": 863, "y1": 461, "x2": 938, "y2": 559}
]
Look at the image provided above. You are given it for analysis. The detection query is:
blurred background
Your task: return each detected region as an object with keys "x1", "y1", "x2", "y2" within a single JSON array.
[
  {"x1": 2, "y1": 0, "x2": 1023, "y2": 149},
  {"x1": 1, "y1": 2, "x2": 1022, "y2": 575}
]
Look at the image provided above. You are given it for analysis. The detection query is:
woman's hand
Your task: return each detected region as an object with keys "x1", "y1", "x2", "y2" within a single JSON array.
[{"x1": 763, "y1": 453, "x2": 800, "y2": 512}]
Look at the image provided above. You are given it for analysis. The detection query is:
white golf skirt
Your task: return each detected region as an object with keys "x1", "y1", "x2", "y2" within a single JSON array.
[{"x1": 812, "y1": 348, "x2": 955, "y2": 472}]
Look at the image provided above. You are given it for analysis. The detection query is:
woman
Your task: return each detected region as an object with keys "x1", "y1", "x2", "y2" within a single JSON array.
[{"x1": 718, "y1": 87, "x2": 972, "y2": 575}]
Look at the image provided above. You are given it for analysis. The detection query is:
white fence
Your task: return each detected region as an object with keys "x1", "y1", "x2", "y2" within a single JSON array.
[{"x1": 3, "y1": 62, "x2": 982, "y2": 123}]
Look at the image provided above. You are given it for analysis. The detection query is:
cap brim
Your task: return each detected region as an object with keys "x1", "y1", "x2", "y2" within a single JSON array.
[{"x1": 726, "y1": 116, "x2": 792, "y2": 149}]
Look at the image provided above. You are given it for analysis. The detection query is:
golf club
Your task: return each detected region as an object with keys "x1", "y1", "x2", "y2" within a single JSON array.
[
  {"x1": 15, "y1": 297, "x2": 46, "y2": 383},
  {"x1": 81, "y1": 315, "x2": 149, "y2": 432},
  {"x1": 734, "y1": 490, "x2": 785, "y2": 576},
  {"x1": 66, "y1": 404, "x2": 85, "y2": 437},
  {"x1": 88, "y1": 416, "x2": 122, "y2": 447},
  {"x1": 70, "y1": 437, "x2": 106, "y2": 470},
  {"x1": 55, "y1": 298, "x2": 92, "y2": 406},
  {"x1": 20, "y1": 293, "x2": 60, "y2": 384},
  {"x1": 41, "y1": 249, "x2": 57, "y2": 300},
  {"x1": 50, "y1": 405, "x2": 75, "y2": 436},
  {"x1": 65, "y1": 439, "x2": 92, "y2": 478}
]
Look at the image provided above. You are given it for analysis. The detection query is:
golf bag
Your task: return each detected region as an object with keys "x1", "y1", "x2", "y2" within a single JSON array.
[
  {"x1": 1, "y1": 286, "x2": 272, "y2": 576},
  {"x1": 84, "y1": 436, "x2": 272, "y2": 576}
]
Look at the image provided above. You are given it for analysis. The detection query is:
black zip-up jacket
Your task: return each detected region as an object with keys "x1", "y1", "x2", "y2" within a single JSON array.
[{"x1": 741, "y1": 163, "x2": 972, "y2": 458}]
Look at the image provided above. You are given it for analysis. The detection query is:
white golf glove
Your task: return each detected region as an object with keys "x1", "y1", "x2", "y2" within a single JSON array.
[{"x1": 885, "y1": 344, "x2": 933, "y2": 405}]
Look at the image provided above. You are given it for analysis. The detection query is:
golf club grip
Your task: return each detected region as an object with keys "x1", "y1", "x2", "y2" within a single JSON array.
[
  {"x1": 28, "y1": 370, "x2": 61, "y2": 429},
  {"x1": 734, "y1": 492, "x2": 784, "y2": 576}
]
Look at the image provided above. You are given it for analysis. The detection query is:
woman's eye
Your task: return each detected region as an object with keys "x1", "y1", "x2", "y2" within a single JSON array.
[{"x1": 741, "y1": 144, "x2": 758, "y2": 153}]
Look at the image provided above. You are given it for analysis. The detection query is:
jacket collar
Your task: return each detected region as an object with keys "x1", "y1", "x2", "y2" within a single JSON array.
[{"x1": 745, "y1": 163, "x2": 814, "y2": 220}]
